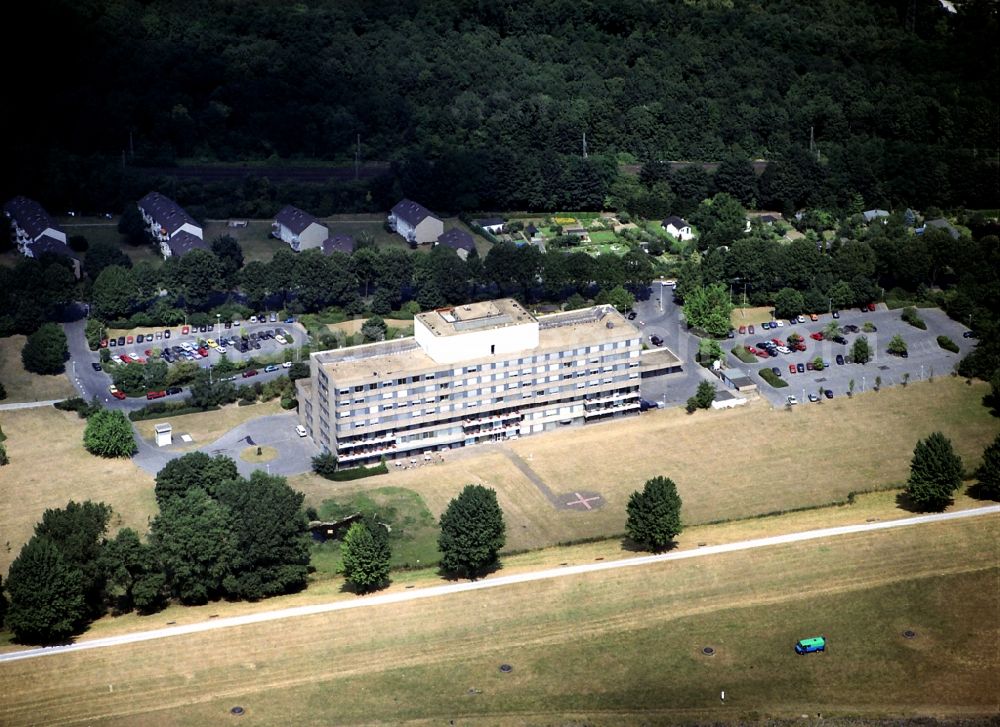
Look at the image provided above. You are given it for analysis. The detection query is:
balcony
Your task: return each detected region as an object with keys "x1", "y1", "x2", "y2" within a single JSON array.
[
  {"x1": 583, "y1": 400, "x2": 640, "y2": 418},
  {"x1": 462, "y1": 410, "x2": 522, "y2": 430}
]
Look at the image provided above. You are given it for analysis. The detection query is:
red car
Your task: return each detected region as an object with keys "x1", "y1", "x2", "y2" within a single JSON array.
[
  {"x1": 789, "y1": 364, "x2": 797, "y2": 374},
  {"x1": 146, "y1": 390, "x2": 167, "y2": 400},
  {"x1": 198, "y1": 347, "x2": 209, "y2": 357},
  {"x1": 126, "y1": 335, "x2": 134, "y2": 344},
  {"x1": 108, "y1": 384, "x2": 126, "y2": 400},
  {"x1": 144, "y1": 349, "x2": 152, "y2": 357},
  {"x1": 242, "y1": 369, "x2": 259, "y2": 378},
  {"x1": 795, "y1": 342, "x2": 807, "y2": 351},
  {"x1": 100, "y1": 338, "x2": 108, "y2": 348},
  {"x1": 806, "y1": 362, "x2": 814, "y2": 370},
  {"x1": 771, "y1": 337, "x2": 782, "y2": 346},
  {"x1": 867, "y1": 302, "x2": 877, "y2": 311},
  {"x1": 120, "y1": 354, "x2": 132, "y2": 363},
  {"x1": 756, "y1": 348, "x2": 769, "y2": 358},
  {"x1": 810, "y1": 332, "x2": 824, "y2": 341},
  {"x1": 746, "y1": 345, "x2": 757, "y2": 354},
  {"x1": 182, "y1": 325, "x2": 190, "y2": 335},
  {"x1": 738, "y1": 325, "x2": 746, "y2": 334}
]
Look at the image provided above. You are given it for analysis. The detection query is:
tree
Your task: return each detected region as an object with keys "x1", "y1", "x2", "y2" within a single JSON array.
[
  {"x1": 682, "y1": 283, "x2": 733, "y2": 337},
  {"x1": 361, "y1": 314, "x2": 388, "y2": 342},
  {"x1": 828, "y1": 280, "x2": 855, "y2": 310},
  {"x1": 823, "y1": 321, "x2": 841, "y2": 340},
  {"x1": 625, "y1": 476, "x2": 683, "y2": 551},
  {"x1": 695, "y1": 380, "x2": 716, "y2": 409},
  {"x1": 0, "y1": 442, "x2": 8, "y2": 466},
  {"x1": 713, "y1": 158, "x2": 758, "y2": 206},
  {"x1": 85, "y1": 240, "x2": 132, "y2": 281},
  {"x1": 906, "y1": 432, "x2": 964, "y2": 511},
  {"x1": 888, "y1": 334, "x2": 908, "y2": 356},
  {"x1": 311, "y1": 451, "x2": 339, "y2": 478},
  {"x1": 975, "y1": 433, "x2": 1000, "y2": 500},
  {"x1": 92, "y1": 265, "x2": 138, "y2": 320},
  {"x1": 175, "y1": 249, "x2": 224, "y2": 309},
  {"x1": 698, "y1": 338, "x2": 723, "y2": 366},
  {"x1": 83, "y1": 409, "x2": 137, "y2": 458},
  {"x1": 35, "y1": 500, "x2": 112, "y2": 614},
  {"x1": 851, "y1": 335, "x2": 872, "y2": 365},
  {"x1": 117, "y1": 204, "x2": 150, "y2": 246},
  {"x1": 438, "y1": 485, "x2": 506, "y2": 578},
  {"x1": 98, "y1": 528, "x2": 166, "y2": 614},
  {"x1": 154, "y1": 452, "x2": 238, "y2": 504},
  {"x1": 848, "y1": 378, "x2": 856, "y2": 397},
  {"x1": 211, "y1": 234, "x2": 244, "y2": 285},
  {"x1": 690, "y1": 193, "x2": 745, "y2": 251},
  {"x1": 21, "y1": 322, "x2": 68, "y2": 374},
  {"x1": 341, "y1": 520, "x2": 391, "y2": 593},
  {"x1": 151, "y1": 487, "x2": 239, "y2": 604},
  {"x1": 875, "y1": 375, "x2": 882, "y2": 391},
  {"x1": 4, "y1": 536, "x2": 87, "y2": 644},
  {"x1": 772, "y1": 288, "x2": 805, "y2": 320},
  {"x1": 214, "y1": 471, "x2": 311, "y2": 600},
  {"x1": 239, "y1": 261, "x2": 271, "y2": 309}
]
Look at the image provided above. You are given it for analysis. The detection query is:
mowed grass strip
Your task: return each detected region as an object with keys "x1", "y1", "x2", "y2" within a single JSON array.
[
  {"x1": 0, "y1": 407, "x2": 156, "y2": 575},
  {"x1": 0, "y1": 336, "x2": 75, "y2": 403},
  {"x1": 293, "y1": 377, "x2": 999, "y2": 552},
  {"x1": 133, "y1": 400, "x2": 284, "y2": 449},
  {"x1": 2, "y1": 516, "x2": 995, "y2": 726}
]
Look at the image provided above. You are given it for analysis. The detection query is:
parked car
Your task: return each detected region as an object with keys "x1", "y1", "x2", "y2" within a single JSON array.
[
  {"x1": 761, "y1": 321, "x2": 771, "y2": 330},
  {"x1": 808, "y1": 393, "x2": 820, "y2": 402},
  {"x1": 738, "y1": 325, "x2": 746, "y2": 334},
  {"x1": 264, "y1": 364, "x2": 280, "y2": 372},
  {"x1": 726, "y1": 329, "x2": 735, "y2": 338},
  {"x1": 242, "y1": 369, "x2": 259, "y2": 378},
  {"x1": 136, "y1": 334, "x2": 145, "y2": 343},
  {"x1": 119, "y1": 354, "x2": 132, "y2": 364},
  {"x1": 626, "y1": 310, "x2": 637, "y2": 320},
  {"x1": 295, "y1": 424, "x2": 307, "y2": 437},
  {"x1": 126, "y1": 335, "x2": 134, "y2": 344},
  {"x1": 166, "y1": 386, "x2": 183, "y2": 395},
  {"x1": 206, "y1": 338, "x2": 218, "y2": 348},
  {"x1": 776, "y1": 320, "x2": 784, "y2": 327},
  {"x1": 786, "y1": 395, "x2": 798, "y2": 406},
  {"x1": 796, "y1": 315, "x2": 806, "y2": 323},
  {"x1": 824, "y1": 389, "x2": 834, "y2": 399},
  {"x1": 217, "y1": 346, "x2": 227, "y2": 354},
  {"x1": 835, "y1": 354, "x2": 845, "y2": 365},
  {"x1": 146, "y1": 390, "x2": 167, "y2": 400},
  {"x1": 832, "y1": 310, "x2": 840, "y2": 319},
  {"x1": 748, "y1": 324, "x2": 755, "y2": 334},
  {"x1": 806, "y1": 361, "x2": 814, "y2": 370},
  {"x1": 755, "y1": 348, "x2": 769, "y2": 358},
  {"x1": 250, "y1": 316, "x2": 258, "y2": 323},
  {"x1": 91, "y1": 362, "x2": 102, "y2": 371},
  {"x1": 794, "y1": 342, "x2": 807, "y2": 351},
  {"x1": 108, "y1": 384, "x2": 126, "y2": 400},
  {"x1": 107, "y1": 339, "x2": 115, "y2": 348},
  {"x1": 771, "y1": 366, "x2": 781, "y2": 377},
  {"x1": 777, "y1": 345, "x2": 791, "y2": 354},
  {"x1": 650, "y1": 335, "x2": 664, "y2": 346},
  {"x1": 963, "y1": 330, "x2": 975, "y2": 338},
  {"x1": 284, "y1": 317, "x2": 296, "y2": 323},
  {"x1": 810, "y1": 332, "x2": 824, "y2": 341},
  {"x1": 282, "y1": 361, "x2": 292, "y2": 368},
  {"x1": 832, "y1": 335, "x2": 847, "y2": 345},
  {"x1": 796, "y1": 363, "x2": 805, "y2": 373},
  {"x1": 269, "y1": 313, "x2": 278, "y2": 322},
  {"x1": 275, "y1": 334, "x2": 288, "y2": 345},
  {"x1": 181, "y1": 326, "x2": 190, "y2": 335},
  {"x1": 788, "y1": 364, "x2": 796, "y2": 375},
  {"x1": 867, "y1": 302, "x2": 877, "y2": 311},
  {"x1": 117, "y1": 336, "x2": 126, "y2": 346},
  {"x1": 809, "y1": 313, "x2": 818, "y2": 321}
]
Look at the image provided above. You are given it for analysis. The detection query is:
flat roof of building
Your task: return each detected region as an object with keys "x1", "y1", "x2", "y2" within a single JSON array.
[
  {"x1": 316, "y1": 303, "x2": 640, "y2": 382},
  {"x1": 415, "y1": 299, "x2": 533, "y2": 337}
]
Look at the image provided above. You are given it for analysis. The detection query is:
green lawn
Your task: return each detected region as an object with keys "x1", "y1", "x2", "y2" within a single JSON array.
[{"x1": 309, "y1": 486, "x2": 440, "y2": 577}]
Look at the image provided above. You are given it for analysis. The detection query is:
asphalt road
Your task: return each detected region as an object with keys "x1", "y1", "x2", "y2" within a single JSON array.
[{"x1": 3, "y1": 504, "x2": 995, "y2": 664}]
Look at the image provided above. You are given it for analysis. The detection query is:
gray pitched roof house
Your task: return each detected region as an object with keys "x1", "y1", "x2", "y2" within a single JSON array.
[
  {"x1": 321, "y1": 234, "x2": 356, "y2": 255},
  {"x1": 273, "y1": 205, "x2": 329, "y2": 251},
  {"x1": 3, "y1": 196, "x2": 79, "y2": 276},
  {"x1": 862, "y1": 209, "x2": 890, "y2": 223},
  {"x1": 388, "y1": 199, "x2": 443, "y2": 244},
  {"x1": 137, "y1": 192, "x2": 204, "y2": 259},
  {"x1": 436, "y1": 228, "x2": 476, "y2": 258}
]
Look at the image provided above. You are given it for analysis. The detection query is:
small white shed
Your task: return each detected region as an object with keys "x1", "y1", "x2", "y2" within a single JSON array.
[{"x1": 154, "y1": 423, "x2": 173, "y2": 447}]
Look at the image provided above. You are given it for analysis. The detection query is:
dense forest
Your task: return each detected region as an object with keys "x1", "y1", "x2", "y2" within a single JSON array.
[{"x1": 3, "y1": 0, "x2": 997, "y2": 215}]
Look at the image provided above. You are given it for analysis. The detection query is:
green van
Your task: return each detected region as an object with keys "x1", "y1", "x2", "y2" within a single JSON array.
[{"x1": 795, "y1": 636, "x2": 826, "y2": 654}]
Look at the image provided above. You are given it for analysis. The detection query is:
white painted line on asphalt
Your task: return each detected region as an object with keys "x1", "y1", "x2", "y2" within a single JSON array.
[{"x1": 1, "y1": 504, "x2": 997, "y2": 664}]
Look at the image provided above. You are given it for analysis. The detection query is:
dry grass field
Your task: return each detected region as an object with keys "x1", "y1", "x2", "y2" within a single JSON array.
[
  {"x1": 730, "y1": 305, "x2": 775, "y2": 326},
  {"x1": 2, "y1": 514, "x2": 995, "y2": 726},
  {"x1": 323, "y1": 317, "x2": 413, "y2": 336},
  {"x1": 0, "y1": 336, "x2": 75, "y2": 403},
  {"x1": 0, "y1": 407, "x2": 156, "y2": 575},
  {"x1": 292, "y1": 377, "x2": 999, "y2": 553},
  {"x1": 133, "y1": 400, "x2": 283, "y2": 449}
]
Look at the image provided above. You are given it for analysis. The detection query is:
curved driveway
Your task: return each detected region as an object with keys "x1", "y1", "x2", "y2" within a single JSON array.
[{"x1": 2, "y1": 504, "x2": 996, "y2": 664}]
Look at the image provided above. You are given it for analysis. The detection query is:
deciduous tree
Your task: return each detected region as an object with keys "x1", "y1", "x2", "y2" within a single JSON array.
[
  {"x1": 154, "y1": 452, "x2": 238, "y2": 504},
  {"x1": 5, "y1": 536, "x2": 87, "y2": 644},
  {"x1": 83, "y1": 409, "x2": 136, "y2": 458},
  {"x1": 906, "y1": 432, "x2": 964, "y2": 511},
  {"x1": 975, "y1": 433, "x2": 1000, "y2": 500},
  {"x1": 438, "y1": 485, "x2": 506, "y2": 578},
  {"x1": 682, "y1": 283, "x2": 733, "y2": 337},
  {"x1": 626, "y1": 476, "x2": 683, "y2": 551},
  {"x1": 21, "y1": 322, "x2": 68, "y2": 375},
  {"x1": 341, "y1": 520, "x2": 391, "y2": 593}
]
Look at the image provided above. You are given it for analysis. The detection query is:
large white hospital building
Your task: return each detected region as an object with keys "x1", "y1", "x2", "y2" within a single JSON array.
[{"x1": 296, "y1": 299, "x2": 644, "y2": 466}]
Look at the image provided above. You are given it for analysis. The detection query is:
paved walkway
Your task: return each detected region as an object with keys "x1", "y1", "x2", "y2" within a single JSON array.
[
  {"x1": 3, "y1": 504, "x2": 996, "y2": 663},
  {"x1": 131, "y1": 412, "x2": 319, "y2": 478},
  {"x1": 0, "y1": 399, "x2": 63, "y2": 411}
]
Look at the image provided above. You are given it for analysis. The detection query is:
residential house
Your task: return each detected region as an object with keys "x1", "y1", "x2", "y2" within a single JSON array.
[
  {"x1": 923, "y1": 218, "x2": 960, "y2": 240},
  {"x1": 563, "y1": 224, "x2": 591, "y2": 243},
  {"x1": 525, "y1": 223, "x2": 539, "y2": 238},
  {"x1": 388, "y1": 199, "x2": 443, "y2": 245},
  {"x1": 862, "y1": 209, "x2": 890, "y2": 224},
  {"x1": 137, "y1": 192, "x2": 206, "y2": 259},
  {"x1": 321, "y1": 234, "x2": 356, "y2": 255},
  {"x1": 2, "y1": 196, "x2": 81, "y2": 277},
  {"x1": 272, "y1": 205, "x2": 329, "y2": 251},
  {"x1": 472, "y1": 217, "x2": 505, "y2": 234},
  {"x1": 759, "y1": 214, "x2": 780, "y2": 225},
  {"x1": 661, "y1": 215, "x2": 694, "y2": 241},
  {"x1": 436, "y1": 228, "x2": 476, "y2": 260}
]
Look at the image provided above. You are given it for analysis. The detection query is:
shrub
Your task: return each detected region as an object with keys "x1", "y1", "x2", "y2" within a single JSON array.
[
  {"x1": 0, "y1": 442, "x2": 8, "y2": 466},
  {"x1": 901, "y1": 306, "x2": 927, "y2": 330},
  {"x1": 322, "y1": 461, "x2": 388, "y2": 481},
  {"x1": 54, "y1": 397, "x2": 101, "y2": 419},
  {"x1": 937, "y1": 335, "x2": 960, "y2": 353},
  {"x1": 731, "y1": 346, "x2": 757, "y2": 364},
  {"x1": 759, "y1": 368, "x2": 788, "y2": 388}
]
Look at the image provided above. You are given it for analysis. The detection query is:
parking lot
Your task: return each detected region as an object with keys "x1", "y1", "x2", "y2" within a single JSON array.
[{"x1": 729, "y1": 305, "x2": 977, "y2": 407}]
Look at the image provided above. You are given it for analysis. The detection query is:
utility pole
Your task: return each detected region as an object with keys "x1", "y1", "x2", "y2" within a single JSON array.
[
  {"x1": 582, "y1": 132, "x2": 588, "y2": 160},
  {"x1": 354, "y1": 134, "x2": 361, "y2": 181},
  {"x1": 129, "y1": 129, "x2": 135, "y2": 158}
]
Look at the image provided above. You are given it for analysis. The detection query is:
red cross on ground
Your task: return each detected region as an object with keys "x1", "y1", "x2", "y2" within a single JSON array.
[{"x1": 566, "y1": 492, "x2": 601, "y2": 510}]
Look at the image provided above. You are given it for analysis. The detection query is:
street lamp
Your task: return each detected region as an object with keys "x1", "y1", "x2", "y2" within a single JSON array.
[{"x1": 862, "y1": 376, "x2": 866, "y2": 392}]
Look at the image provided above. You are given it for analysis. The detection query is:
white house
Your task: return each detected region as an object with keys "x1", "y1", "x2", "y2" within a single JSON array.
[
  {"x1": 2, "y1": 196, "x2": 81, "y2": 277},
  {"x1": 472, "y1": 217, "x2": 505, "y2": 234},
  {"x1": 137, "y1": 192, "x2": 206, "y2": 259},
  {"x1": 661, "y1": 215, "x2": 694, "y2": 241},
  {"x1": 862, "y1": 209, "x2": 890, "y2": 224},
  {"x1": 272, "y1": 205, "x2": 329, "y2": 251},
  {"x1": 388, "y1": 199, "x2": 443, "y2": 245}
]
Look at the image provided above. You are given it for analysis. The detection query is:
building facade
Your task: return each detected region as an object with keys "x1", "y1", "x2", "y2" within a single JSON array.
[
  {"x1": 137, "y1": 192, "x2": 206, "y2": 259},
  {"x1": 296, "y1": 300, "x2": 642, "y2": 466},
  {"x1": 272, "y1": 205, "x2": 329, "y2": 251},
  {"x1": 3, "y1": 196, "x2": 80, "y2": 277},
  {"x1": 388, "y1": 199, "x2": 443, "y2": 245}
]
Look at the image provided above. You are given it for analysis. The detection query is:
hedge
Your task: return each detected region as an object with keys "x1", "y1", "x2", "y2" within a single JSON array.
[
  {"x1": 758, "y1": 368, "x2": 789, "y2": 388},
  {"x1": 321, "y1": 461, "x2": 389, "y2": 481},
  {"x1": 128, "y1": 402, "x2": 220, "y2": 421},
  {"x1": 730, "y1": 346, "x2": 757, "y2": 364},
  {"x1": 937, "y1": 335, "x2": 960, "y2": 353}
]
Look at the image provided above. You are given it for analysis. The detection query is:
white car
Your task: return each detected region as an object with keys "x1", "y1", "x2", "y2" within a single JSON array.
[
  {"x1": 275, "y1": 334, "x2": 287, "y2": 345},
  {"x1": 775, "y1": 320, "x2": 784, "y2": 327},
  {"x1": 776, "y1": 345, "x2": 791, "y2": 354},
  {"x1": 111, "y1": 355, "x2": 123, "y2": 364},
  {"x1": 249, "y1": 315, "x2": 258, "y2": 324},
  {"x1": 295, "y1": 425, "x2": 307, "y2": 437},
  {"x1": 282, "y1": 361, "x2": 292, "y2": 368},
  {"x1": 217, "y1": 346, "x2": 227, "y2": 354},
  {"x1": 796, "y1": 315, "x2": 806, "y2": 324},
  {"x1": 786, "y1": 395, "x2": 798, "y2": 406}
]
